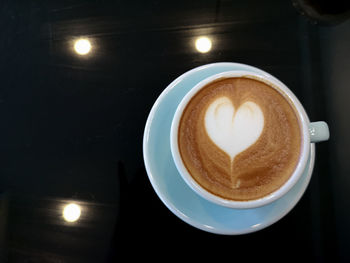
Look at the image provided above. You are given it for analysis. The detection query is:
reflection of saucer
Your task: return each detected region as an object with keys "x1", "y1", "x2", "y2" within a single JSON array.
[{"x1": 143, "y1": 63, "x2": 315, "y2": 235}]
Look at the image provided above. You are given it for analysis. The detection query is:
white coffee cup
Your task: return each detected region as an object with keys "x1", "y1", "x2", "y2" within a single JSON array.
[{"x1": 170, "y1": 70, "x2": 329, "y2": 209}]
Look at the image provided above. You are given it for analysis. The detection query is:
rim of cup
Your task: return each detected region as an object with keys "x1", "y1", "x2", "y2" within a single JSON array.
[{"x1": 170, "y1": 70, "x2": 310, "y2": 209}]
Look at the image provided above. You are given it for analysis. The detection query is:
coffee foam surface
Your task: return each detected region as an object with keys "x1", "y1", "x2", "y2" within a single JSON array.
[
  {"x1": 205, "y1": 97, "x2": 264, "y2": 162},
  {"x1": 178, "y1": 77, "x2": 302, "y2": 201}
]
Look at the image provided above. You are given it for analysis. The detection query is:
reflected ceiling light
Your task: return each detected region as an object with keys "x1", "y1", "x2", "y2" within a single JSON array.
[
  {"x1": 195, "y1": 36, "x2": 212, "y2": 53},
  {"x1": 74, "y1": 38, "x2": 92, "y2": 55},
  {"x1": 63, "y1": 203, "x2": 81, "y2": 222}
]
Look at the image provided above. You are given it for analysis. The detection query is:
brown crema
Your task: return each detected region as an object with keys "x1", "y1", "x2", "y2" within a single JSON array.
[{"x1": 178, "y1": 77, "x2": 302, "y2": 201}]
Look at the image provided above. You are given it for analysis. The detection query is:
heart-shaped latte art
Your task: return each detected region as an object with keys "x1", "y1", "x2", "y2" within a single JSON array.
[{"x1": 204, "y1": 97, "x2": 264, "y2": 162}]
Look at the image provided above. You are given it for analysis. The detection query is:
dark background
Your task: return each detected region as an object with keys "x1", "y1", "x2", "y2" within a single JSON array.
[{"x1": 0, "y1": 0, "x2": 349, "y2": 262}]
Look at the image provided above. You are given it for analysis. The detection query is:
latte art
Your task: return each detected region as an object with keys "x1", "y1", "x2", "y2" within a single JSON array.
[
  {"x1": 204, "y1": 97, "x2": 264, "y2": 162},
  {"x1": 178, "y1": 77, "x2": 302, "y2": 201}
]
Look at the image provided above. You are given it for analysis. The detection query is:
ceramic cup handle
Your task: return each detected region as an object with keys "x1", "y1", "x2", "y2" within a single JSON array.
[{"x1": 309, "y1": 121, "x2": 330, "y2": 143}]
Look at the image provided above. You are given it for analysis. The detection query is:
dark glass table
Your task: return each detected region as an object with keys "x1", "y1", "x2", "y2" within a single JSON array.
[{"x1": 0, "y1": 0, "x2": 349, "y2": 262}]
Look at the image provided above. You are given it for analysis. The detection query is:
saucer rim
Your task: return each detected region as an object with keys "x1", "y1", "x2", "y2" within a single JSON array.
[{"x1": 143, "y1": 62, "x2": 315, "y2": 235}]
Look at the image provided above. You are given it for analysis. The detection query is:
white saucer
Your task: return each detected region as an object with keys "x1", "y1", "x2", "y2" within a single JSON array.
[{"x1": 143, "y1": 62, "x2": 315, "y2": 235}]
